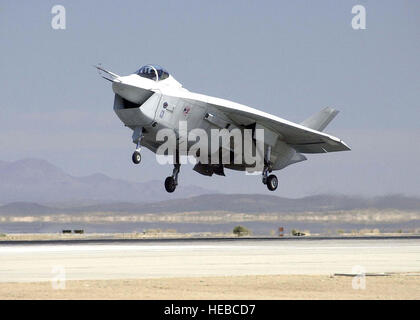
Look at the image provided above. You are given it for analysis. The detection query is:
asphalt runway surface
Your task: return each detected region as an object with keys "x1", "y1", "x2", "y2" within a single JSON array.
[{"x1": 0, "y1": 238, "x2": 419, "y2": 282}]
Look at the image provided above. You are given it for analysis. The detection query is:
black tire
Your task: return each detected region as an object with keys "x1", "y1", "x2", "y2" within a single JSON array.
[
  {"x1": 132, "y1": 151, "x2": 141, "y2": 164},
  {"x1": 164, "y1": 176, "x2": 176, "y2": 193},
  {"x1": 266, "y1": 174, "x2": 278, "y2": 191}
]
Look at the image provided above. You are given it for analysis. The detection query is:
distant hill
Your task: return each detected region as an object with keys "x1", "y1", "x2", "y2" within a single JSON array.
[
  {"x1": 0, "y1": 194, "x2": 419, "y2": 216},
  {"x1": 71, "y1": 194, "x2": 420, "y2": 214},
  {"x1": 1, "y1": 158, "x2": 419, "y2": 215},
  {"x1": 0, "y1": 158, "x2": 213, "y2": 204},
  {"x1": 0, "y1": 202, "x2": 60, "y2": 216}
]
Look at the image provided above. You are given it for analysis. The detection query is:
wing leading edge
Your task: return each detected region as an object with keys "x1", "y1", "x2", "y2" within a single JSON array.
[{"x1": 183, "y1": 94, "x2": 350, "y2": 154}]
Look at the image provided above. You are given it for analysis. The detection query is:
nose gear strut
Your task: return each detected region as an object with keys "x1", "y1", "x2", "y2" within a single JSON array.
[{"x1": 131, "y1": 127, "x2": 144, "y2": 165}]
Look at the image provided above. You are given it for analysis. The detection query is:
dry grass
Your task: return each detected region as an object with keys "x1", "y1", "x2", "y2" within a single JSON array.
[
  {"x1": 1, "y1": 274, "x2": 419, "y2": 300},
  {"x1": 1, "y1": 209, "x2": 419, "y2": 224}
]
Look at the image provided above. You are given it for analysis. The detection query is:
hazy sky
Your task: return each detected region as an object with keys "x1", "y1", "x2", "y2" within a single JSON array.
[{"x1": 0, "y1": 1, "x2": 419, "y2": 197}]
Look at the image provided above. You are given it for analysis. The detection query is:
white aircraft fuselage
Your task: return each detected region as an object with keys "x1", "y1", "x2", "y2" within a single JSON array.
[{"x1": 96, "y1": 64, "x2": 350, "y2": 192}]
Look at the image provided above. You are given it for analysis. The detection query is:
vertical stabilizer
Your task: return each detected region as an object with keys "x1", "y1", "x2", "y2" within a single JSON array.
[{"x1": 300, "y1": 107, "x2": 339, "y2": 132}]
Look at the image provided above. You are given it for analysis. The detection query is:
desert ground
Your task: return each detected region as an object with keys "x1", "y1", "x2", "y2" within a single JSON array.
[
  {"x1": 0, "y1": 238, "x2": 419, "y2": 299},
  {"x1": 1, "y1": 274, "x2": 419, "y2": 300}
]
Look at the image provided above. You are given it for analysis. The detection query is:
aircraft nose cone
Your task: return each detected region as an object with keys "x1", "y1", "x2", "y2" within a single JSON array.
[{"x1": 112, "y1": 80, "x2": 154, "y2": 104}]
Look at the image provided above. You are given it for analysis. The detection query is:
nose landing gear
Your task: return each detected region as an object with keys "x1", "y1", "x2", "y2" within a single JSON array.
[
  {"x1": 132, "y1": 127, "x2": 143, "y2": 165},
  {"x1": 132, "y1": 151, "x2": 141, "y2": 164}
]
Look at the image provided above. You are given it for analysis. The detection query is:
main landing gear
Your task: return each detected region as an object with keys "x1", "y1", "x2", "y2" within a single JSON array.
[
  {"x1": 262, "y1": 145, "x2": 278, "y2": 191},
  {"x1": 165, "y1": 149, "x2": 181, "y2": 193},
  {"x1": 165, "y1": 163, "x2": 180, "y2": 193},
  {"x1": 262, "y1": 165, "x2": 278, "y2": 191}
]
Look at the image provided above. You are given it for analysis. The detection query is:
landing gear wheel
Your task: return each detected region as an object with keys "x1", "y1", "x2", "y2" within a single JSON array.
[
  {"x1": 164, "y1": 176, "x2": 177, "y2": 193},
  {"x1": 132, "y1": 151, "x2": 141, "y2": 164},
  {"x1": 266, "y1": 174, "x2": 278, "y2": 191}
]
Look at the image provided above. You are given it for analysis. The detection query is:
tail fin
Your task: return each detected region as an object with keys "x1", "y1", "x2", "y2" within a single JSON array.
[{"x1": 300, "y1": 107, "x2": 339, "y2": 132}]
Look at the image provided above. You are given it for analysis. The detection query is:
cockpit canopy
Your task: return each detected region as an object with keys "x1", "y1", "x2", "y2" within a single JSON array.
[{"x1": 136, "y1": 65, "x2": 169, "y2": 81}]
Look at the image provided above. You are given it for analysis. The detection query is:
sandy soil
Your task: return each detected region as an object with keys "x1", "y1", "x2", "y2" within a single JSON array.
[
  {"x1": 1, "y1": 274, "x2": 419, "y2": 300},
  {"x1": 1, "y1": 232, "x2": 418, "y2": 242},
  {"x1": 0, "y1": 232, "x2": 236, "y2": 241}
]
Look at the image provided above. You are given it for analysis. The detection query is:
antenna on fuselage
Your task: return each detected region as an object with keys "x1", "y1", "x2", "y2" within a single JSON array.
[{"x1": 94, "y1": 63, "x2": 121, "y2": 82}]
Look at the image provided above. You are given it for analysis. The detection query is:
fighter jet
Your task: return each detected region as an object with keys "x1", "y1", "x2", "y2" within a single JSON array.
[{"x1": 95, "y1": 64, "x2": 350, "y2": 193}]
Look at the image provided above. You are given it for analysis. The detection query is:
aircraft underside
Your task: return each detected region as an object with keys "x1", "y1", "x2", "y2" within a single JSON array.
[{"x1": 129, "y1": 126, "x2": 300, "y2": 193}]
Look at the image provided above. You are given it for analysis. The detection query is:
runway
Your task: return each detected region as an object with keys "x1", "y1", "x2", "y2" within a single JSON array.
[{"x1": 0, "y1": 238, "x2": 419, "y2": 282}]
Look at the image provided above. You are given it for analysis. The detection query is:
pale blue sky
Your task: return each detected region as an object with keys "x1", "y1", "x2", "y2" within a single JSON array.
[{"x1": 0, "y1": 0, "x2": 419, "y2": 197}]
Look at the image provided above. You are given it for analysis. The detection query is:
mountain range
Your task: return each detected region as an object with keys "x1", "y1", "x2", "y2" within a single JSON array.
[
  {"x1": 0, "y1": 194, "x2": 419, "y2": 216},
  {"x1": 0, "y1": 158, "x2": 419, "y2": 216},
  {"x1": 0, "y1": 158, "x2": 213, "y2": 204}
]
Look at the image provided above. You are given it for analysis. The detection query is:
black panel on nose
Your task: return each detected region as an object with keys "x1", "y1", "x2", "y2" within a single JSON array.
[{"x1": 122, "y1": 98, "x2": 140, "y2": 109}]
